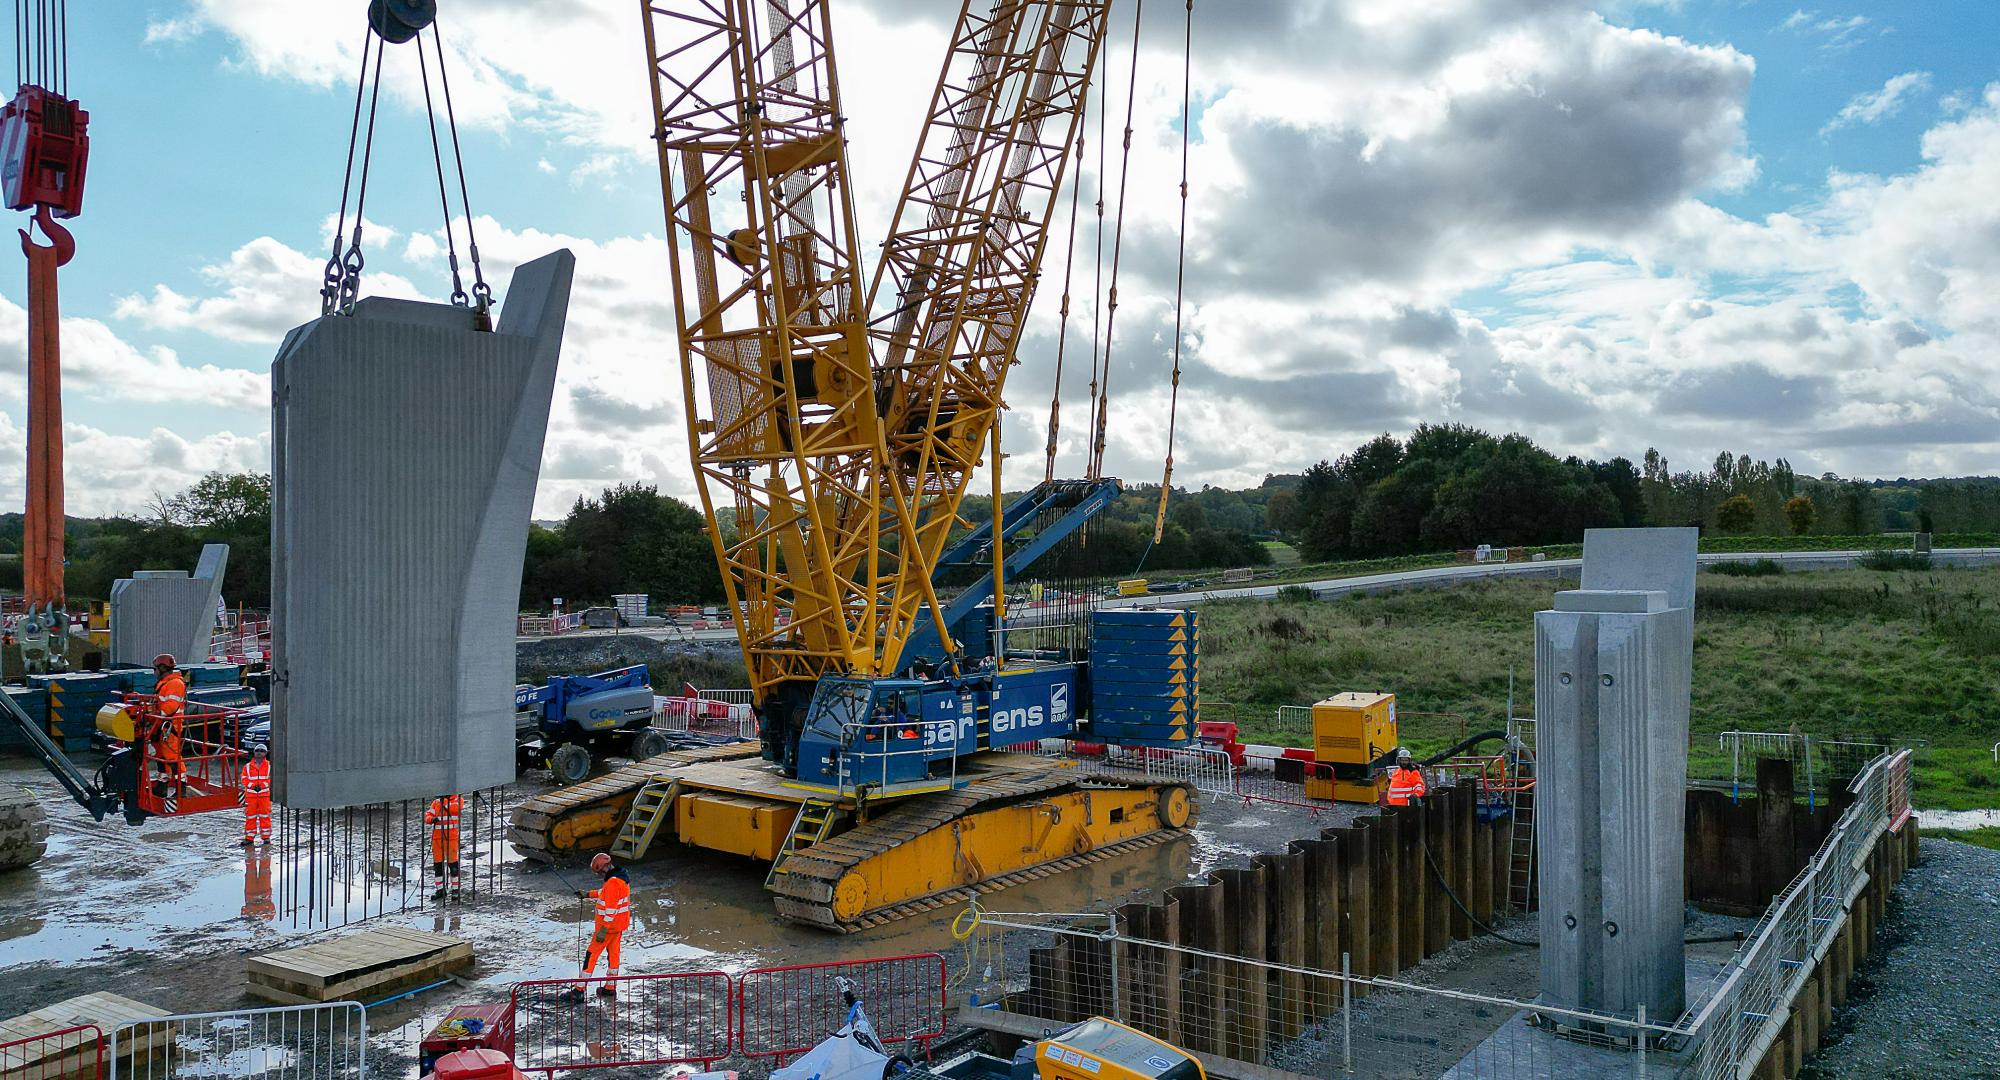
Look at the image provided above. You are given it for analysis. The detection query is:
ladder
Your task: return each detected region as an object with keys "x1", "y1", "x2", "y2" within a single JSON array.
[
  {"x1": 1505, "y1": 717, "x2": 1538, "y2": 914},
  {"x1": 610, "y1": 779, "x2": 681, "y2": 861},
  {"x1": 765, "y1": 798, "x2": 842, "y2": 888}
]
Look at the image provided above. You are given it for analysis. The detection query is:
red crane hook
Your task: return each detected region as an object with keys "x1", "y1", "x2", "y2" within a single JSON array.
[{"x1": 20, "y1": 204, "x2": 75, "y2": 267}]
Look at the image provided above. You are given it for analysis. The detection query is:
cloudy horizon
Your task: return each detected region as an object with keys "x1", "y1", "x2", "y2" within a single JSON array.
[{"x1": 3, "y1": 0, "x2": 1995, "y2": 517}]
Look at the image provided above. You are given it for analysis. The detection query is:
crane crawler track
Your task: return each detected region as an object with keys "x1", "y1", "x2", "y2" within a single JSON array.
[
  {"x1": 769, "y1": 774, "x2": 1196, "y2": 931},
  {"x1": 508, "y1": 743, "x2": 761, "y2": 862}
]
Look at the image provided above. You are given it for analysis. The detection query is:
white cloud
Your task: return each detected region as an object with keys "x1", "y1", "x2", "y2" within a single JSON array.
[
  {"x1": 0, "y1": 297, "x2": 267, "y2": 411},
  {"x1": 151, "y1": 1, "x2": 654, "y2": 155},
  {"x1": 114, "y1": 235, "x2": 425, "y2": 344},
  {"x1": 0, "y1": 412, "x2": 269, "y2": 517},
  {"x1": 1821, "y1": 71, "x2": 1931, "y2": 136},
  {"x1": 1778, "y1": 10, "x2": 1878, "y2": 53}
]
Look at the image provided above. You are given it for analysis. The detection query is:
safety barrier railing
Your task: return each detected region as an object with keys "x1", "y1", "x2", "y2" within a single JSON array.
[
  {"x1": 0, "y1": 1023, "x2": 102, "y2": 1080},
  {"x1": 736, "y1": 954, "x2": 948, "y2": 1062},
  {"x1": 509, "y1": 972, "x2": 735, "y2": 1076},
  {"x1": 654, "y1": 696, "x2": 757, "y2": 741},
  {"x1": 836, "y1": 718, "x2": 960, "y2": 797},
  {"x1": 1677, "y1": 749, "x2": 1907, "y2": 1079},
  {"x1": 963, "y1": 909, "x2": 1673, "y2": 1079},
  {"x1": 1717, "y1": 731, "x2": 1914, "y2": 810},
  {"x1": 107, "y1": 1003, "x2": 365, "y2": 1080},
  {"x1": 1232, "y1": 753, "x2": 1343, "y2": 811},
  {"x1": 508, "y1": 954, "x2": 947, "y2": 1072},
  {"x1": 111, "y1": 695, "x2": 252, "y2": 817},
  {"x1": 1001, "y1": 740, "x2": 1235, "y2": 799}
]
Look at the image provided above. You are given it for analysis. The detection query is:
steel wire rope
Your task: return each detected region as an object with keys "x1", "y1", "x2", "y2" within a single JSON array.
[
  {"x1": 429, "y1": 20, "x2": 492, "y2": 314},
  {"x1": 1082, "y1": 21, "x2": 1109, "y2": 480},
  {"x1": 339, "y1": 32, "x2": 389, "y2": 314},
  {"x1": 1150, "y1": 0, "x2": 1194, "y2": 546},
  {"x1": 415, "y1": 33, "x2": 468, "y2": 307},
  {"x1": 320, "y1": 27, "x2": 380, "y2": 315},
  {"x1": 1041, "y1": 126, "x2": 1087, "y2": 485},
  {"x1": 1086, "y1": 0, "x2": 1146, "y2": 483}
]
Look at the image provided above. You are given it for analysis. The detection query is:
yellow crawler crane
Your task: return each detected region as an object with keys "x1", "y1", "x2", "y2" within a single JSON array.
[{"x1": 508, "y1": 0, "x2": 1198, "y2": 931}]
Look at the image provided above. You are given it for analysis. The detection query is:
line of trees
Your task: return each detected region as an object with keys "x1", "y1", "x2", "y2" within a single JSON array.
[
  {"x1": 1275, "y1": 425, "x2": 1639, "y2": 560},
  {"x1": 12, "y1": 451, "x2": 1997, "y2": 610}
]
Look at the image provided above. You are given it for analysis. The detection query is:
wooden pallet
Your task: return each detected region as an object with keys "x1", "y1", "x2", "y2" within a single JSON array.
[
  {"x1": 246, "y1": 927, "x2": 472, "y2": 1006},
  {"x1": 0, "y1": 991, "x2": 169, "y2": 1080}
]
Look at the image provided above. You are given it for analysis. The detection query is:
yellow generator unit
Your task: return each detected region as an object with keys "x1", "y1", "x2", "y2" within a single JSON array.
[
  {"x1": 1116, "y1": 579, "x2": 1150, "y2": 598},
  {"x1": 1308, "y1": 692, "x2": 1398, "y2": 803}
]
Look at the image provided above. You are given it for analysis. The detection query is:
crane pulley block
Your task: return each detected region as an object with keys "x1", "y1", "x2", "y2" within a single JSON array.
[{"x1": 0, "y1": 85, "x2": 91, "y2": 217}]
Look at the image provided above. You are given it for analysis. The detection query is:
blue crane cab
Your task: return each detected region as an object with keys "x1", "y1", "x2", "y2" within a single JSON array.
[{"x1": 790, "y1": 662, "x2": 1082, "y2": 796}]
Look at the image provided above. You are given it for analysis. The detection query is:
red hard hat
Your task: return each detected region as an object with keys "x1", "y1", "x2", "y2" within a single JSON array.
[
  {"x1": 590, "y1": 853, "x2": 612, "y2": 874},
  {"x1": 153, "y1": 653, "x2": 177, "y2": 670}
]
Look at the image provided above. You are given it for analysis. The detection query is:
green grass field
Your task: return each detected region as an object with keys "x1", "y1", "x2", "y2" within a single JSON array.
[{"x1": 1196, "y1": 566, "x2": 2000, "y2": 810}]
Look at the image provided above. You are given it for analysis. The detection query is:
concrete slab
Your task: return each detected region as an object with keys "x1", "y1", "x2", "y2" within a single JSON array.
[
  {"x1": 108, "y1": 544, "x2": 228, "y2": 667},
  {"x1": 270, "y1": 251, "x2": 573, "y2": 808}
]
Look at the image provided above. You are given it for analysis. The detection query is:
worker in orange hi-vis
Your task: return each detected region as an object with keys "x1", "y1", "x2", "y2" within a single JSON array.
[
  {"x1": 1384, "y1": 747, "x2": 1428, "y2": 807},
  {"x1": 577, "y1": 852, "x2": 631, "y2": 997},
  {"x1": 241, "y1": 744, "x2": 273, "y2": 846},
  {"x1": 426, "y1": 794, "x2": 464, "y2": 901},
  {"x1": 149, "y1": 653, "x2": 189, "y2": 795}
]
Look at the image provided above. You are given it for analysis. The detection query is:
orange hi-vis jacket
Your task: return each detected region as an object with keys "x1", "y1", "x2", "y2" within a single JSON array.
[
  {"x1": 590, "y1": 871, "x2": 631, "y2": 933},
  {"x1": 156, "y1": 671, "x2": 187, "y2": 718},
  {"x1": 1385, "y1": 765, "x2": 1427, "y2": 806},
  {"x1": 427, "y1": 795, "x2": 463, "y2": 862},
  {"x1": 243, "y1": 758, "x2": 272, "y2": 799}
]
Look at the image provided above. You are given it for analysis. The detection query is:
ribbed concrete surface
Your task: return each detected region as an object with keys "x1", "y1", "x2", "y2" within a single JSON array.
[
  {"x1": 1536, "y1": 528, "x2": 1696, "y2": 1022},
  {"x1": 271, "y1": 251, "x2": 573, "y2": 808},
  {"x1": 109, "y1": 544, "x2": 229, "y2": 667}
]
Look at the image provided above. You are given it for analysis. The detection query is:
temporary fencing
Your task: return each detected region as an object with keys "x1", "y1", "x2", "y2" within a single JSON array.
[
  {"x1": 1006, "y1": 741, "x2": 1235, "y2": 799},
  {"x1": 654, "y1": 689, "x2": 757, "y2": 742},
  {"x1": 736, "y1": 954, "x2": 947, "y2": 1061},
  {"x1": 509, "y1": 972, "x2": 735, "y2": 1076},
  {"x1": 1678, "y1": 749, "x2": 1909, "y2": 1079},
  {"x1": 0, "y1": 1023, "x2": 102, "y2": 1080},
  {"x1": 106, "y1": 1003, "x2": 365, "y2": 1080},
  {"x1": 508, "y1": 953, "x2": 948, "y2": 1074},
  {"x1": 1717, "y1": 731, "x2": 1905, "y2": 809},
  {"x1": 963, "y1": 910, "x2": 1667, "y2": 1079}
]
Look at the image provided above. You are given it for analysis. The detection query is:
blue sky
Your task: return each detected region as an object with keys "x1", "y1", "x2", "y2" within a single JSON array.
[{"x1": 4, "y1": 0, "x2": 1996, "y2": 516}]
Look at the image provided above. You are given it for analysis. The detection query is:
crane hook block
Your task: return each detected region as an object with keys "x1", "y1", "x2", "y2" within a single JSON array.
[
  {"x1": 0, "y1": 86, "x2": 91, "y2": 217},
  {"x1": 369, "y1": 0, "x2": 439, "y2": 44}
]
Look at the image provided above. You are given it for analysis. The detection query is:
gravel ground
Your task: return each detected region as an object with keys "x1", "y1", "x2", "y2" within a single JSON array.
[{"x1": 1804, "y1": 838, "x2": 2000, "y2": 1079}]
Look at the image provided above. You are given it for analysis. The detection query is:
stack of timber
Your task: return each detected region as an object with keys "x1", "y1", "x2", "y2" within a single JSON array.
[
  {"x1": 247, "y1": 927, "x2": 471, "y2": 1005},
  {"x1": 0, "y1": 992, "x2": 170, "y2": 1078}
]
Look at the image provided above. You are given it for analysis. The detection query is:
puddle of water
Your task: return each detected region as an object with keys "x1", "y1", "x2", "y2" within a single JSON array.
[
  {"x1": 171, "y1": 1044, "x2": 300, "y2": 1078},
  {"x1": 1916, "y1": 808, "x2": 2000, "y2": 830}
]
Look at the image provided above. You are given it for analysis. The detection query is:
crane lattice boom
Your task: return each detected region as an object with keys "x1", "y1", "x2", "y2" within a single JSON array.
[{"x1": 642, "y1": 0, "x2": 1109, "y2": 722}]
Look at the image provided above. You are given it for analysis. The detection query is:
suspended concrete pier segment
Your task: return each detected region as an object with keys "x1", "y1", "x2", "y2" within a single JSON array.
[{"x1": 270, "y1": 250, "x2": 574, "y2": 808}]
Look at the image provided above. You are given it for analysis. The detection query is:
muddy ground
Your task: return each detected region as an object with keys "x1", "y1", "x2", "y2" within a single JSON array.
[{"x1": 0, "y1": 755, "x2": 1359, "y2": 1072}]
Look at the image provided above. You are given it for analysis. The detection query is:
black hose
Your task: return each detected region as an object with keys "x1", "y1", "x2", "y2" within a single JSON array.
[
  {"x1": 1418, "y1": 833, "x2": 1536, "y2": 946},
  {"x1": 1420, "y1": 730, "x2": 1509, "y2": 767}
]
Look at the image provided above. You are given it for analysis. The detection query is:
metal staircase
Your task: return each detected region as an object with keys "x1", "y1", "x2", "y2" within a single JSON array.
[
  {"x1": 610, "y1": 779, "x2": 681, "y2": 861},
  {"x1": 1505, "y1": 717, "x2": 1538, "y2": 914},
  {"x1": 765, "y1": 798, "x2": 843, "y2": 888}
]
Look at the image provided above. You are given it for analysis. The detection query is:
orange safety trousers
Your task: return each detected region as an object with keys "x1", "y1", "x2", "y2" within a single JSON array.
[{"x1": 584, "y1": 928, "x2": 623, "y2": 975}]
